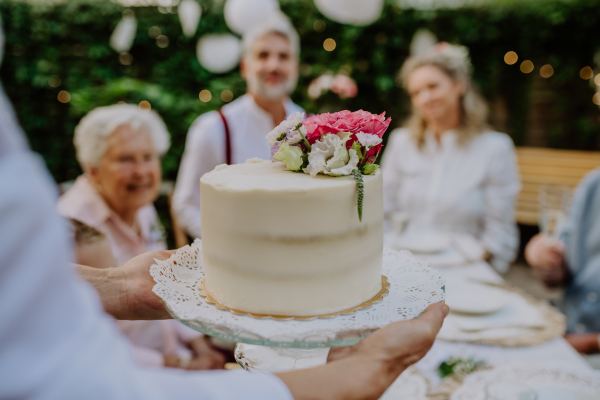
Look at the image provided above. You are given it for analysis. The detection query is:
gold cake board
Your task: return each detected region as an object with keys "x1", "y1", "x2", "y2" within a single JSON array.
[{"x1": 199, "y1": 275, "x2": 390, "y2": 321}]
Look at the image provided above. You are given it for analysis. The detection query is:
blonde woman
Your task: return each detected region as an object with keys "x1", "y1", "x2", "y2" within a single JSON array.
[{"x1": 381, "y1": 43, "x2": 521, "y2": 273}]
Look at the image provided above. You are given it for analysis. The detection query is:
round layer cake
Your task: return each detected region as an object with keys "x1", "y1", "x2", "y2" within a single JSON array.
[{"x1": 199, "y1": 159, "x2": 383, "y2": 316}]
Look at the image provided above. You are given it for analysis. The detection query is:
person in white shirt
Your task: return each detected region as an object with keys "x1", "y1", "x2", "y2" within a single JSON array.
[
  {"x1": 381, "y1": 43, "x2": 520, "y2": 273},
  {"x1": 0, "y1": 19, "x2": 449, "y2": 400},
  {"x1": 172, "y1": 14, "x2": 303, "y2": 239}
]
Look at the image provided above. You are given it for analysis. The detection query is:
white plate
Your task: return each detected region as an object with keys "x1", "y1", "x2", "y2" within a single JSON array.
[
  {"x1": 534, "y1": 386, "x2": 598, "y2": 400},
  {"x1": 445, "y1": 290, "x2": 506, "y2": 315},
  {"x1": 394, "y1": 232, "x2": 451, "y2": 254}
]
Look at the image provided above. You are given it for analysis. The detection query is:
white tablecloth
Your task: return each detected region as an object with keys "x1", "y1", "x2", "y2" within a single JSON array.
[{"x1": 418, "y1": 261, "x2": 593, "y2": 384}]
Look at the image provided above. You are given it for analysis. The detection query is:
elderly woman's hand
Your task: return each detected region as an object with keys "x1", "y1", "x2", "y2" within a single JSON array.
[
  {"x1": 77, "y1": 249, "x2": 176, "y2": 320},
  {"x1": 113, "y1": 249, "x2": 176, "y2": 320}
]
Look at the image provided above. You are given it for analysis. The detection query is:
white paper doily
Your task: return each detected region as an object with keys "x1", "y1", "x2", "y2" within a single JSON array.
[
  {"x1": 151, "y1": 239, "x2": 445, "y2": 348},
  {"x1": 451, "y1": 362, "x2": 600, "y2": 400}
]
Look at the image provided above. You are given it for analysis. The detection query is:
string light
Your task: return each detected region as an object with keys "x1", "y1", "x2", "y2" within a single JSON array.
[
  {"x1": 57, "y1": 90, "x2": 71, "y2": 103},
  {"x1": 323, "y1": 38, "x2": 336, "y2": 51},
  {"x1": 156, "y1": 35, "x2": 169, "y2": 48},
  {"x1": 148, "y1": 26, "x2": 161, "y2": 39},
  {"x1": 593, "y1": 93, "x2": 600, "y2": 106},
  {"x1": 48, "y1": 75, "x2": 61, "y2": 88},
  {"x1": 313, "y1": 20, "x2": 326, "y2": 33},
  {"x1": 119, "y1": 52, "x2": 133, "y2": 65},
  {"x1": 138, "y1": 100, "x2": 151, "y2": 112},
  {"x1": 221, "y1": 90, "x2": 233, "y2": 102},
  {"x1": 540, "y1": 64, "x2": 554, "y2": 78},
  {"x1": 504, "y1": 51, "x2": 518, "y2": 65},
  {"x1": 580, "y1": 66, "x2": 593, "y2": 80},
  {"x1": 520, "y1": 60, "x2": 534, "y2": 74},
  {"x1": 595, "y1": 74, "x2": 600, "y2": 86},
  {"x1": 199, "y1": 90, "x2": 212, "y2": 102}
]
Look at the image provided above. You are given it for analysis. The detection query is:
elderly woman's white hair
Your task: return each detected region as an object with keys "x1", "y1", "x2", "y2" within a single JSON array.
[
  {"x1": 74, "y1": 104, "x2": 170, "y2": 171},
  {"x1": 241, "y1": 12, "x2": 300, "y2": 60}
]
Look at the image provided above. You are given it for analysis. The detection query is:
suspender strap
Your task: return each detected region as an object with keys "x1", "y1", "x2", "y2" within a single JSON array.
[{"x1": 217, "y1": 108, "x2": 232, "y2": 165}]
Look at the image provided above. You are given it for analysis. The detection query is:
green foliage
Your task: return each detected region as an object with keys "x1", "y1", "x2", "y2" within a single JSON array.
[
  {"x1": 362, "y1": 162, "x2": 379, "y2": 175},
  {"x1": 1, "y1": 0, "x2": 600, "y2": 186},
  {"x1": 438, "y1": 356, "x2": 486, "y2": 378},
  {"x1": 352, "y1": 168, "x2": 364, "y2": 222}
]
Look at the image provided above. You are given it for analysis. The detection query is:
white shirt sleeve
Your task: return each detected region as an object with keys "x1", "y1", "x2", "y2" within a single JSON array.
[
  {"x1": 0, "y1": 145, "x2": 292, "y2": 400},
  {"x1": 172, "y1": 112, "x2": 226, "y2": 239},
  {"x1": 480, "y1": 135, "x2": 521, "y2": 273}
]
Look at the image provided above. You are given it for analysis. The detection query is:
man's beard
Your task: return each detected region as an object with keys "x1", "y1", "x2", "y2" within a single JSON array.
[{"x1": 247, "y1": 72, "x2": 298, "y2": 101}]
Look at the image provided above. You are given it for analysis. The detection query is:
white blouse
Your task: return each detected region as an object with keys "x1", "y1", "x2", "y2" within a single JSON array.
[{"x1": 381, "y1": 128, "x2": 521, "y2": 273}]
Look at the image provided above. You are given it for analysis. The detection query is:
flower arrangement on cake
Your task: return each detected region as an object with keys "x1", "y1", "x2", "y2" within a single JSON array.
[{"x1": 266, "y1": 110, "x2": 391, "y2": 221}]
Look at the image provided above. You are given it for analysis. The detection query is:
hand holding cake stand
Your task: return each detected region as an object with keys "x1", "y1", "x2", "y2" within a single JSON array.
[{"x1": 151, "y1": 240, "x2": 445, "y2": 371}]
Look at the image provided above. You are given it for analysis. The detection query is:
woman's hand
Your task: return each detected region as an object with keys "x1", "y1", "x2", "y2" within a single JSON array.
[
  {"x1": 525, "y1": 234, "x2": 568, "y2": 287},
  {"x1": 113, "y1": 250, "x2": 176, "y2": 320},
  {"x1": 187, "y1": 336, "x2": 227, "y2": 370}
]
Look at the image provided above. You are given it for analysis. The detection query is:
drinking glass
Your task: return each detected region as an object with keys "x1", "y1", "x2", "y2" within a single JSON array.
[
  {"x1": 485, "y1": 382, "x2": 537, "y2": 400},
  {"x1": 538, "y1": 185, "x2": 572, "y2": 241}
]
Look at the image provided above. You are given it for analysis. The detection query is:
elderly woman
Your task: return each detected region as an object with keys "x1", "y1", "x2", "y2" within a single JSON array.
[
  {"x1": 58, "y1": 104, "x2": 225, "y2": 370},
  {"x1": 381, "y1": 44, "x2": 521, "y2": 273}
]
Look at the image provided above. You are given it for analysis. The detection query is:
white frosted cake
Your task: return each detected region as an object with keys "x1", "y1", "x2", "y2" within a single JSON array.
[{"x1": 199, "y1": 159, "x2": 383, "y2": 316}]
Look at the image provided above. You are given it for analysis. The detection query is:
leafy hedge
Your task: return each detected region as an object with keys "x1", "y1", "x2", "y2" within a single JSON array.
[{"x1": 2, "y1": 0, "x2": 600, "y2": 186}]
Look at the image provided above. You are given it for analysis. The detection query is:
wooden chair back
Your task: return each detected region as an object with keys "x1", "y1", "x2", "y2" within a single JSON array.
[{"x1": 516, "y1": 147, "x2": 600, "y2": 225}]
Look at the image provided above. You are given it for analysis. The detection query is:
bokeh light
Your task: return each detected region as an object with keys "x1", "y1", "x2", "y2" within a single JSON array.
[
  {"x1": 57, "y1": 90, "x2": 71, "y2": 103},
  {"x1": 580, "y1": 66, "x2": 594, "y2": 80},
  {"x1": 313, "y1": 20, "x2": 326, "y2": 32},
  {"x1": 199, "y1": 90, "x2": 212, "y2": 102},
  {"x1": 117, "y1": 101, "x2": 127, "y2": 105},
  {"x1": 595, "y1": 74, "x2": 600, "y2": 86},
  {"x1": 221, "y1": 90, "x2": 233, "y2": 102},
  {"x1": 520, "y1": 60, "x2": 534, "y2": 74},
  {"x1": 593, "y1": 93, "x2": 600, "y2": 106},
  {"x1": 504, "y1": 51, "x2": 518, "y2": 65},
  {"x1": 323, "y1": 38, "x2": 336, "y2": 51},
  {"x1": 138, "y1": 100, "x2": 151, "y2": 112},
  {"x1": 119, "y1": 52, "x2": 133, "y2": 65},
  {"x1": 156, "y1": 35, "x2": 169, "y2": 48},
  {"x1": 148, "y1": 26, "x2": 161, "y2": 39},
  {"x1": 48, "y1": 75, "x2": 61, "y2": 88},
  {"x1": 540, "y1": 64, "x2": 554, "y2": 78}
]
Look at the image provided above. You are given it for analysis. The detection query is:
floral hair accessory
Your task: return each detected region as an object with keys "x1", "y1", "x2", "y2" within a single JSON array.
[{"x1": 266, "y1": 110, "x2": 391, "y2": 221}]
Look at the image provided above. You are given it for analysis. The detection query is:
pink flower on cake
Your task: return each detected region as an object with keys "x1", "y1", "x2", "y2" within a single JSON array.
[{"x1": 302, "y1": 110, "x2": 391, "y2": 144}]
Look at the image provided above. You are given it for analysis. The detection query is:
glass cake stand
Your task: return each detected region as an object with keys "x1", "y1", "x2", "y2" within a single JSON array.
[{"x1": 152, "y1": 239, "x2": 446, "y2": 370}]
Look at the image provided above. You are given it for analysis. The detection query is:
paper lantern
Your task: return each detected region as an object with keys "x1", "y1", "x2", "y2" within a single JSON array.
[
  {"x1": 109, "y1": 12, "x2": 137, "y2": 53},
  {"x1": 178, "y1": 0, "x2": 202, "y2": 38},
  {"x1": 313, "y1": 0, "x2": 383, "y2": 26},
  {"x1": 196, "y1": 34, "x2": 241, "y2": 74},
  {"x1": 224, "y1": 0, "x2": 280, "y2": 35}
]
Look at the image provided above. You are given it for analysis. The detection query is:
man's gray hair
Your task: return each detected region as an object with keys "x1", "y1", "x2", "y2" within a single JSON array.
[
  {"x1": 74, "y1": 104, "x2": 170, "y2": 171},
  {"x1": 241, "y1": 12, "x2": 300, "y2": 60}
]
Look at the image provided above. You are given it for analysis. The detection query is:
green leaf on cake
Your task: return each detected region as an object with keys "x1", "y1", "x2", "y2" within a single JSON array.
[
  {"x1": 352, "y1": 169, "x2": 364, "y2": 222},
  {"x1": 362, "y1": 162, "x2": 379, "y2": 175}
]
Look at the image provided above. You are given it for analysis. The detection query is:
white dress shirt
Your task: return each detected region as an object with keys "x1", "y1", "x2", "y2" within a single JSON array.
[
  {"x1": 172, "y1": 93, "x2": 303, "y2": 238},
  {"x1": 0, "y1": 87, "x2": 292, "y2": 398},
  {"x1": 381, "y1": 128, "x2": 521, "y2": 273}
]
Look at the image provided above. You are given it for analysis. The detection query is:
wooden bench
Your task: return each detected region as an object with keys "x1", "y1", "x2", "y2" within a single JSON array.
[{"x1": 516, "y1": 147, "x2": 600, "y2": 225}]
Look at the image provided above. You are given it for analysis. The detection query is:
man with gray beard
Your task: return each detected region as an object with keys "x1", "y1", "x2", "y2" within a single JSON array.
[{"x1": 172, "y1": 13, "x2": 303, "y2": 240}]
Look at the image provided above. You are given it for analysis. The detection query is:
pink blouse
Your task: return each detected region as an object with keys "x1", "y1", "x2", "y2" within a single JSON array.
[{"x1": 57, "y1": 175, "x2": 202, "y2": 367}]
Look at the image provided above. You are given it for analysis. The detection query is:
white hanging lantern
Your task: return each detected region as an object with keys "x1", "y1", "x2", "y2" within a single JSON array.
[
  {"x1": 109, "y1": 11, "x2": 137, "y2": 53},
  {"x1": 313, "y1": 0, "x2": 384, "y2": 27},
  {"x1": 178, "y1": 0, "x2": 202, "y2": 37},
  {"x1": 196, "y1": 34, "x2": 241, "y2": 74},
  {"x1": 224, "y1": 0, "x2": 280, "y2": 35}
]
